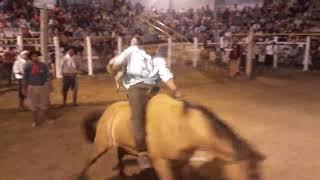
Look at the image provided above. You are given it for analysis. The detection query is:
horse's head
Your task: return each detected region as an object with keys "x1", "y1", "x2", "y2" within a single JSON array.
[
  {"x1": 181, "y1": 100, "x2": 265, "y2": 180},
  {"x1": 248, "y1": 149, "x2": 265, "y2": 180},
  {"x1": 223, "y1": 150, "x2": 265, "y2": 180}
]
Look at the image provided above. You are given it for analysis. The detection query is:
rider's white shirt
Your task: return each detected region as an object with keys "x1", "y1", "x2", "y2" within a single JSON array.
[{"x1": 112, "y1": 46, "x2": 173, "y2": 89}]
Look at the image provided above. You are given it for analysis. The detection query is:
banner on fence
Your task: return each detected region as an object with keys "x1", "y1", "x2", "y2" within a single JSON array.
[{"x1": 34, "y1": 0, "x2": 56, "y2": 9}]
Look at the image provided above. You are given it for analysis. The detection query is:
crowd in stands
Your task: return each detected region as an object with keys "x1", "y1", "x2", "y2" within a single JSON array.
[
  {"x1": 0, "y1": 0, "x2": 147, "y2": 39},
  {"x1": 147, "y1": 0, "x2": 320, "y2": 42},
  {"x1": 1, "y1": 0, "x2": 320, "y2": 72},
  {"x1": 1, "y1": 0, "x2": 319, "y2": 41}
]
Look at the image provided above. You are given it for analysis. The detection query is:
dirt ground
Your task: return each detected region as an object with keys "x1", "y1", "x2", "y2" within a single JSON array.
[{"x1": 0, "y1": 65, "x2": 320, "y2": 180}]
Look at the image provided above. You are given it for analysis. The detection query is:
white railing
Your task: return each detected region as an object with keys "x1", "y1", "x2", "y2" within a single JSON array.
[{"x1": 1, "y1": 32, "x2": 319, "y2": 78}]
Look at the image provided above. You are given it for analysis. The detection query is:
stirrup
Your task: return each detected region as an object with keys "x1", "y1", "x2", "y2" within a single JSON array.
[
  {"x1": 138, "y1": 151, "x2": 149, "y2": 157},
  {"x1": 137, "y1": 153, "x2": 152, "y2": 169}
]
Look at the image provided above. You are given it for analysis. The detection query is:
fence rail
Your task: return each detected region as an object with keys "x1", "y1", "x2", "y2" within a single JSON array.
[{"x1": 1, "y1": 32, "x2": 320, "y2": 78}]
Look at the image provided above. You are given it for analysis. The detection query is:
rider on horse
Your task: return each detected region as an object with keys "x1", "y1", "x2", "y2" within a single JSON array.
[{"x1": 107, "y1": 43, "x2": 181, "y2": 169}]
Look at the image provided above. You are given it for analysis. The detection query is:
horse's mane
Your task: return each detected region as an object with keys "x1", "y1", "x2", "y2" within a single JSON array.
[{"x1": 182, "y1": 101, "x2": 264, "y2": 162}]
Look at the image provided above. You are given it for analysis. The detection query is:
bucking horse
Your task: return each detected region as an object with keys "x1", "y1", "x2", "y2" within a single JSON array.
[{"x1": 79, "y1": 94, "x2": 264, "y2": 180}]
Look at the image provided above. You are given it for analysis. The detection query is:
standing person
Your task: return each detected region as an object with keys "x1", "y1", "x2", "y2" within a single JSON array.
[
  {"x1": 12, "y1": 50, "x2": 28, "y2": 109},
  {"x1": 61, "y1": 47, "x2": 80, "y2": 106},
  {"x1": 107, "y1": 45, "x2": 181, "y2": 169},
  {"x1": 199, "y1": 42, "x2": 210, "y2": 71},
  {"x1": 111, "y1": 35, "x2": 140, "y2": 91},
  {"x1": 23, "y1": 51, "x2": 53, "y2": 127},
  {"x1": 229, "y1": 44, "x2": 241, "y2": 78},
  {"x1": 265, "y1": 41, "x2": 275, "y2": 67},
  {"x1": 3, "y1": 47, "x2": 16, "y2": 85}
]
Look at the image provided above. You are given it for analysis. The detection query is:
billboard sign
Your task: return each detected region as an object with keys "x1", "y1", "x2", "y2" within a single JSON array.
[{"x1": 34, "y1": 0, "x2": 56, "y2": 9}]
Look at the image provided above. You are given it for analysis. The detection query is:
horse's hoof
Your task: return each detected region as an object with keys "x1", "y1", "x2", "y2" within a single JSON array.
[
  {"x1": 119, "y1": 171, "x2": 126, "y2": 177},
  {"x1": 77, "y1": 174, "x2": 89, "y2": 180}
]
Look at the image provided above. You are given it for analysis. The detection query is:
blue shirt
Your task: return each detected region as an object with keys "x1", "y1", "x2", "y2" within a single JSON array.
[
  {"x1": 113, "y1": 46, "x2": 173, "y2": 89},
  {"x1": 24, "y1": 61, "x2": 50, "y2": 86}
]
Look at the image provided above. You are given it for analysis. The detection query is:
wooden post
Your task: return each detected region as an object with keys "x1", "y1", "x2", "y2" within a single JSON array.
[
  {"x1": 40, "y1": 9, "x2": 49, "y2": 63},
  {"x1": 53, "y1": 36, "x2": 62, "y2": 78},
  {"x1": 273, "y1": 36, "x2": 279, "y2": 69},
  {"x1": 169, "y1": 0, "x2": 173, "y2": 10},
  {"x1": 86, "y1": 36, "x2": 93, "y2": 76},
  {"x1": 16, "y1": 35, "x2": 23, "y2": 51},
  {"x1": 246, "y1": 28, "x2": 254, "y2": 77},
  {"x1": 117, "y1": 36, "x2": 122, "y2": 55},
  {"x1": 168, "y1": 37, "x2": 173, "y2": 67},
  {"x1": 35, "y1": 39, "x2": 40, "y2": 51},
  {"x1": 303, "y1": 36, "x2": 311, "y2": 71},
  {"x1": 193, "y1": 37, "x2": 199, "y2": 68},
  {"x1": 193, "y1": 37, "x2": 199, "y2": 49}
]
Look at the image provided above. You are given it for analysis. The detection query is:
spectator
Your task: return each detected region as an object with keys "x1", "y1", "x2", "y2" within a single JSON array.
[
  {"x1": 229, "y1": 44, "x2": 241, "y2": 77},
  {"x1": 61, "y1": 47, "x2": 80, "y2": 106},
  {"x1": 12, "y1": 50, "x2": 28, "y2": 109},
  {"x1": 199, "y1": 42, "x2": 210, "y2": 70},
  {"x1": 265, "y1": 41, "x2": 275, "y2": 66},
  {"x1": 3, "y1": 47, "x2": 16, "y2": 85},
  {"x1": 23, "y1": 50, "x2": 53, "y2": 127}
]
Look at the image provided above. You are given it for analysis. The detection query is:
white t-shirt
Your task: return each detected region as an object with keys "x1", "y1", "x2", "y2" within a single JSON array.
[
  {"x1": 112, "y1": 46, "x2": 173, "y2": 89},
  {"x1": 266, "y1": 45, "x2": 274, "y2": 55}
]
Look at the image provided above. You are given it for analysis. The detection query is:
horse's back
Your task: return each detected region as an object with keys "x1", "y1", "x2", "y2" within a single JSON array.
[
  {"x1": 146, "y1": 94, "x2": 195, "y2": 159},
  {"x1": 95, "y1": 101, "x2": 130, "y2": 149}
]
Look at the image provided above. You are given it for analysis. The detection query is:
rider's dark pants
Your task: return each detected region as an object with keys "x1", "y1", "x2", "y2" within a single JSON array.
[{"x1": 127, "y1": 83, "x2": 156, "y2": 152}]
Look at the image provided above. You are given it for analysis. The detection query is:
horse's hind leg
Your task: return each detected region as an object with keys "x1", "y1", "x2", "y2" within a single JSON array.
[
  {"x1": 78, "y1": 146, "x2": 111, "y2": 179},
  {"x1": 152, "y1": 158, "x2": 175, "y2": 180},
  {"x1": 117, "y1": 147, "x2": 126, "y2": 176}
]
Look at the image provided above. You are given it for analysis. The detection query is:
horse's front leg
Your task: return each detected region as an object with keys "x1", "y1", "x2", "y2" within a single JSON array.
[
  {"x1": 223, "y1": 161, "x2": 250, "y2": 180},
  {"x1": 152, "y1": 158, "x2": 175, "y2": 180}
]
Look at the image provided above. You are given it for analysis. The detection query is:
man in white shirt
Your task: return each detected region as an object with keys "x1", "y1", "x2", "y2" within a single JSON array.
[
  {"x1": 111, "y1": 35, "x2": 140, "y2": 91},
  {"x1": 265, "y1": 42, "x2": 275, "y2": 66},
  {"x1": 61, "y1": 47, "x2": 80, "y2": 106},
  {"x1": 108, "y1": 45, "x2": 181, "y2": 169},
  {"x1": 13, "y1": 50, "x2": 28, "y2": 109}
]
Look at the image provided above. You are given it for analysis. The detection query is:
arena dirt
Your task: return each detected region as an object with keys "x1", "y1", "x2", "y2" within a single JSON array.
[{"x1": 0, "y1": 66, "x2": 320, "y2": 180}]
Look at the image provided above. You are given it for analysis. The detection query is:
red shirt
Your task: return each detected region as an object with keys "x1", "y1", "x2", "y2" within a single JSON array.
[{"x1": 3, "y1": 51, "x2": 16, "y2": 64}]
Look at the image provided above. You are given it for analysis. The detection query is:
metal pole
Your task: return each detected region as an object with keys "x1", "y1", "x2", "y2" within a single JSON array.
[{"x1": 40, "y1": 9, "x2": 49, "y2": 63}]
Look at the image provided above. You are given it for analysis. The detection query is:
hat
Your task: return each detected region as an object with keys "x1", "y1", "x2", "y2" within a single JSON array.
[
  {"x1": 28, "y1": 50, "x2": 41, "y2": 59},
  {"x1": 20, "y1": 50, "x2": 29, "y2": 56},
  {"x1": 156, "y1": 45, "x2": 168, "y2": 57}
]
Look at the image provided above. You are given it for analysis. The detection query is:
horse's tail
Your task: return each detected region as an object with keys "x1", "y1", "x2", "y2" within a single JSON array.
[{"x1": 82, "y1": 108, "x2": 105, "y2": 143}]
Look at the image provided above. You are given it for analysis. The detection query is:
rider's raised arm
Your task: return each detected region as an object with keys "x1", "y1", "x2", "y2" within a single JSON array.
[{"x1": 111, "y1": 46, "x2": 138, "y2": 71}]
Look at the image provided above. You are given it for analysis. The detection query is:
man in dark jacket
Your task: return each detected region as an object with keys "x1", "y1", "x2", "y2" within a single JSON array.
[{"x1": 24, "y1": 51, "x2": 53, "y2": 127}]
